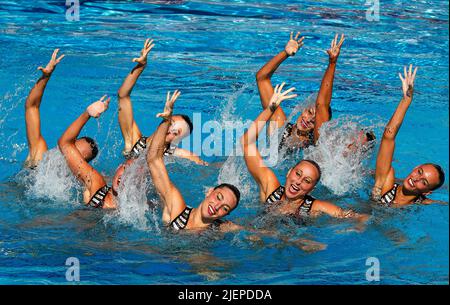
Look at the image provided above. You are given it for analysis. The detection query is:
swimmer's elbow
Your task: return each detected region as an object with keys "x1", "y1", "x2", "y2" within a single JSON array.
[
  {"x1": 382, "y1": 126, "x2": 396, "y2": 140},
  {"x1": 57, "y1": 136, "x2": 67, "y2": 152},
  {"x1": 117, "y1": 88, "x2": 130, "y2": 100},
  {"x1": 256, "y1": 69, "x2": 269, "y2": 82}
]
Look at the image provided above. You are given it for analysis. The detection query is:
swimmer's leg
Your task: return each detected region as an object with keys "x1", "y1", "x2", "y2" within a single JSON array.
[{"x1": 25, "y1": 49, "x2": 65, "y2": 167}]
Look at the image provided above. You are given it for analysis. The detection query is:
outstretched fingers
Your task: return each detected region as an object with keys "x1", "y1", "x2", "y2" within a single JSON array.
[
  {"x1": 52, "y1": 49, "x2": 59, "y2": 61},
  {"x1": 169, "y1": 90, "x2": 181, "y2": 105},
  {"x1": 332, "y1": 34, "x2": 338, "y2": 48},
  {"x1": 411, "y1": 66, "x2": 418, "y2": 82},
  {"x1": 337, "y1": 34, "x2": 345, "y2": 48},
  {"x1": 281, "y1": 86, "x2": 296, "y2": 96},
  {"x1": 103, "y1": 97, "x2": 111, "y2": 110},
  {"x1": 277, "y1": 82, "x2": 286, "y2": 93},
  {"x1": 281, "y1": 94, "x2": 298, "y2": 101},
  {"x1": 298, "y1": 36, "x2": 305, "y2": 45},
  {"x1": 56, "y1": 54, "x2": 65, "y2": 63}
]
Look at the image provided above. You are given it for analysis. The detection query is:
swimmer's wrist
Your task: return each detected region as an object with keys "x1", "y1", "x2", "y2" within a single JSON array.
[
  {"x1": 282, "y1": 50, "x2": 291, "y2": 58},
  {"x1": 269, "y1": 103, "x2": 278, "y2": 113}
]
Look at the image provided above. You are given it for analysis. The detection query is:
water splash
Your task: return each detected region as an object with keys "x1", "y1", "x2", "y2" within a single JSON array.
[
  {"x1": 16, "y1": 148, "x2": 82, "y2": 204},
  {"x1": 303, "y1": 115, "x2": 384, "y2": 196},
  {"x1": 103, "y1": 152, "x2": 158, "y2": 232}
]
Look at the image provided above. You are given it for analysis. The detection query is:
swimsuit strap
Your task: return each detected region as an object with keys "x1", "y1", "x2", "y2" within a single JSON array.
[
  {"x1": 296, "y1": 194, "x2": 316, "y2": 217},
  {"x1": 266, "y1": 185, "x2": 285, "y2": 204},
  {"x1": 87, "y1": 185, "x2": 111, "y2": 209},
  {"x1": 380, "y1": 183, "x2": 399, "y2": 206},
  {"x1": 164, "y1": 144, "x2": 177, "y2": 156},
  {"x1": 381, "y1": 183, "x2": 427, "y2": 206},
  {"x1": 278, "y1": 123, "x2": 294, "y2": 150},
  {"x1": 171, "y1": 206, "x2": 193, "y2": 230},
  {"x1": 124, "y1": 136, "x2": 148, "y2": 159},
  {"x1": 278, "y1": 122, "x2": 314, "y2": 152}
]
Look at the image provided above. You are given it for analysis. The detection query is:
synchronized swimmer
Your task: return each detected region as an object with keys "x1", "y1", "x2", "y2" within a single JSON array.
[{"x1": 21, "y1": 33, "x2": 446, "y2": 234}]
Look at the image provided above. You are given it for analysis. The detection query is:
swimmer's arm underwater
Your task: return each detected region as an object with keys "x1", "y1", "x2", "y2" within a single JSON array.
[
  {"x1": 241, "y1": 83, "x2": 297, "y2": 201},
  {"x1": 372, "y1": 65, "x2": 417, "y2": 199},
  {"x1": 313, "y1": 34, "x2": 345, "y2": 144},
  {"x1": 58, "y1": 96, "x2": 110, "y2": 202},
  {"x1": 25, "y1": 49, "x2": 65, "y2": 165},
  {"x1": 311, "y1": 200, "x2": 370, "y2": 222},
  {"x1": 256, "y1": 31, "x2": 304, "y2": 133},
  {"x1": 147, "y1": 90, "x2": 187, "y2": 222},
  {"x1": 172, "y1": 148, "x2": 209, "y2": 166},
  {"x1": 117, "y1": 38, "x2": 155, "y2": 153}
]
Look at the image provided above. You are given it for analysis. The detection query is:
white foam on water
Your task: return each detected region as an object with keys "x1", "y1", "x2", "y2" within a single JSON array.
[
  {"x1": 103, "y1": 152, "x2": 159, "y2": 232},
  {"x1": 303, "y1": 115, "x2": 383, "y2": 196},
  {"x1": 18, "y1": 148, "x2": 82, "y2": 204}
]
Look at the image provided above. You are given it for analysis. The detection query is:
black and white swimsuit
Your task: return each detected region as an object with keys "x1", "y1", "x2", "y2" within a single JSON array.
[
  {"x1": 123, "y1": 136, "x2": 177, "y2": 159},
  {"x1": 380, "y1": 183, "x2": 425, "y2": 206},
  {"x1": 87, "y1": 185, "x2": 111, "y2": 209},
  {"x1": 170, "y1": 206, "x2": 224, "y2": 231},
  {"x1": 265, "y1": 185, "x2": 316, "y2": 217},
  {"x1": 278, "y1": 122, "x2": 314, "y2": 153}
]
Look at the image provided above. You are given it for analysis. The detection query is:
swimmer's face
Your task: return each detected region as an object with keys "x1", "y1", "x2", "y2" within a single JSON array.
[
  {"x1": 112, "y1": 160, "x2": 133, "y2": 195},
  {"x1": 165, "y1": 116, "x2": 190, "y2": 145},
  {"x1": 403, "y1": 164, "x2": 441, "y2": 195},
  {"x1": 201, "y1": 187, "x2": 238, "y2": 221},
  {"x1": 295, "y1": 107, "x2": 316, "y2": 132},
  {"x1": 75, "y1": 138, "x2": 96, "y2": 162},
  {"x1": 346, "y1": 130, "x2": 376, "y2": 154},
  {"x1": 284, "y1": 162, "x2": 319, "y2": 200}
]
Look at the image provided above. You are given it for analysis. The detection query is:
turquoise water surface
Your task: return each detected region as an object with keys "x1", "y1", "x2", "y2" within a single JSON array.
[{"x1": 0, "y1": 0, "x2": 448, "y2": 284}]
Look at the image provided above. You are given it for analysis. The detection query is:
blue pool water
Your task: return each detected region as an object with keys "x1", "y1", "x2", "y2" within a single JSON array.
[{"x1": 0, "y1": 0, "x2": 448, "y2": 284}]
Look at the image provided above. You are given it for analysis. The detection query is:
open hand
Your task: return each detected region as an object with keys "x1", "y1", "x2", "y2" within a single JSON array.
[
  {"x1": 268, "y1": 82, "x2": 297, "y2": 112},
  {"x1": 399, "y1": 64, "x2": 418, "y2": 99},
  {"x1": 285, "y1": 31, "x2": 305, "y2": 56},
  {"x1": 132, "y1": 38, "x2": 155, "y2": 65},
  {"x1": 37, "y1": 49, "x2": 65, "y2": 76},
  {"x1": 327, "y1": 34, "x2": 345, "y2": 63},
  {"x1": 87, "y1": 95, "x2": 110, "y2": 118},
  {"x1": 157, "y1": 90, "x2": 181, "y2": 119}
]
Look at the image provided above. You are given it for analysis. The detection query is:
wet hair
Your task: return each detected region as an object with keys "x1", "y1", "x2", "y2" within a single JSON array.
[
  {"x1": 294, "y1": 159, "x2": 322, "y2": 181},
  {"x1": 174, "y1": 113, "x2": 193, "y2": 134},
  {"x1": 158, "y1": 114, "x2": 193, "y2": 134},
  {"x1": 214, "y1": 183, "x2": 241, "y2": 208},
  {"x1": 425, "y1": 163, "x2": 445, "y2": 191},
  {"x1": 78, "y1": 136, "x2": 98, "y2": 162},
  {"x1": 365, "y1": 130, "x2": 376, "y2": 142}
]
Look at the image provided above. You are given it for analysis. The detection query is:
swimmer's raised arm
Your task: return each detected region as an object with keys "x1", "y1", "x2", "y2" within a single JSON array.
[
  {"x1": 25, "y1": 49, "x2": 65, "y2": 166},
  {"x1": 313, "y1": 34, "x2": 344, "y2": 144},
  {"x1": 256, "y1": 31, "x2": 304, "y2": 133},
  {"x1": 372, "y1": 65, "x2": 418, "y2": 199},
  {"x1": 58, "y1": 96, "x2": 110, "y2": 201},
  {"x1": 117, "y1": 38, "x2": 155, "y2": 154},
  {"x1": 241, "y1": 83, "x2": 297, "y2": 201},
  {"x1": 147, "y1": 91, "x2": 187, "y2": 222}
]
